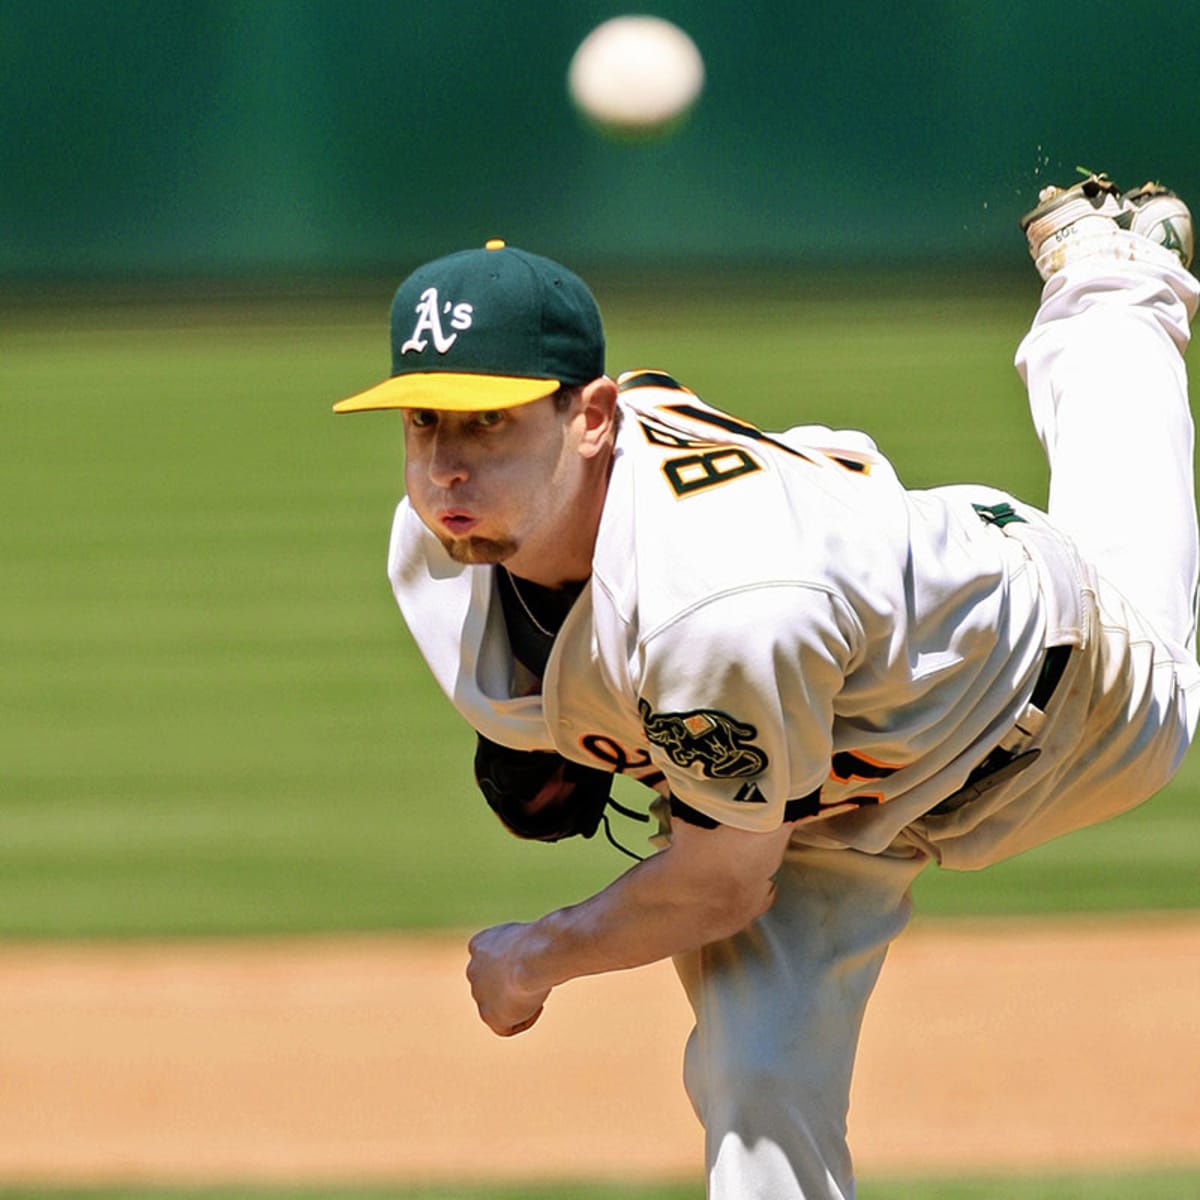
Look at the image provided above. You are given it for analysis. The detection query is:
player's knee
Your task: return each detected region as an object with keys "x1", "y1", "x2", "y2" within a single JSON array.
[{"x1": 706, "y1": 1040, "x2": 851, "y2": 1124}]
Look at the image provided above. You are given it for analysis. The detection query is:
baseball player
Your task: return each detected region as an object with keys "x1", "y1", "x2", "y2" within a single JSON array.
[{"x1": 334, "y1": 179, "x2": 1197, "y2": 1199}]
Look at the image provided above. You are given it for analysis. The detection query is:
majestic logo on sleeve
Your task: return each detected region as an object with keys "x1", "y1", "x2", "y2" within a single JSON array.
[
  {"x1": 638, "y1": 700, "x2": 768, "y2": 779},
  {"x1": 400, "y1": 287, "x2": 474, "y2": 355}
]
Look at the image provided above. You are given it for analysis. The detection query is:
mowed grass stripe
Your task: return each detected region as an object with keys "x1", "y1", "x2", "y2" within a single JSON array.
[{"x1": 2, "y1": 279, "x2": 1197, "y2": 937}]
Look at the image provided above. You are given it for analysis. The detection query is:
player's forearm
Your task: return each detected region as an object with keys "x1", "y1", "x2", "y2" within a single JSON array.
[
  {"x1": 465, "y1": 820, "x2": 794, "y2": 1035},
  {"x1": 512, "y1": 860, "x2": 739, "y2": 988},
  {"x1": 512, "y1": 821, "x2": 793, "y2": 992}
]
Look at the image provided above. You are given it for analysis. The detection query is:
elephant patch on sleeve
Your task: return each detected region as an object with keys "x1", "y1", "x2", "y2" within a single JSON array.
[{"x1": 638, "y1": 699, "x2": 768, "y2": 780}]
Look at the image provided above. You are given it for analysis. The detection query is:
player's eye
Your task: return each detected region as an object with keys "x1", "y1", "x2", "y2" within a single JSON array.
[
  {"x1": 474, "y1": 410, "x2": 504, "y2": 428},
  {"x1": 409, "y1": 410, "x2": 437, "y2": 429}
]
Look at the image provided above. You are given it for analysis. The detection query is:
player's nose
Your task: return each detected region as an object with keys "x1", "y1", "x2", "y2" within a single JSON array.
[{"x1": 427, "y1": 432, "x2": 469, "y2": 488}]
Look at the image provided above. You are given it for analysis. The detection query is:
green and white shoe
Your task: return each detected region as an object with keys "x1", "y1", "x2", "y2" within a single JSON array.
[{"x1": 1120, "y1": 182, "x2": 1194, "y2": 270}]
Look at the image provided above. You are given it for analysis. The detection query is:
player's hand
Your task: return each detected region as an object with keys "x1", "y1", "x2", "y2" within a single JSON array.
[{"x1": 466, "y1": 922, "x2": 551, "y2": 1037}]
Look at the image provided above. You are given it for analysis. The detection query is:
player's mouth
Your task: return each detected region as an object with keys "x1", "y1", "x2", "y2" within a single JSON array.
[{"x1": 438, "y1": 510, "x2": 479, "y2": 537}]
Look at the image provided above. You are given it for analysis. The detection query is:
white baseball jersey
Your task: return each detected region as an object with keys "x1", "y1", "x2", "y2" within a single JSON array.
[{"x1": 387, "y1": 370, "x2": 1098, "y2": 853}]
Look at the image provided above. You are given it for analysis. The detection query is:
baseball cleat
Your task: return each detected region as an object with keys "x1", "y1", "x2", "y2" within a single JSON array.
[
  {"x1": 1020, "y1": 172, "x2": 1126, "y2": 280},
  {"x1": 1120, "y1": 182, "x2": 1194, "y2": 270}
]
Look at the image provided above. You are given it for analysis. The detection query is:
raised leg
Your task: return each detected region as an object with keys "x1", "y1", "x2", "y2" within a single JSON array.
[{"x1": 1015, "y1": 249, "x2": 1199, "y2": 654}]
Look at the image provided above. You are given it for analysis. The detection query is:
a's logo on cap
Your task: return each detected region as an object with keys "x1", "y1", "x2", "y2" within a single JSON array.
[{"x1": 400, "y1": 287, "x2": 474, "y2": 356}]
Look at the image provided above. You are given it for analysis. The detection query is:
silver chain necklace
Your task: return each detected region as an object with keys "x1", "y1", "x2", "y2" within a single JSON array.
[{"x1": 505, "y1": 570, "x2": 556, "y2": 639}]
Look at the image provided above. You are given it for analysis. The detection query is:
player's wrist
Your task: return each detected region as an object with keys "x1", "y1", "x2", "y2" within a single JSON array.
[{"x1": 506, "y1": 920, "x2": 559, "y2": 996}]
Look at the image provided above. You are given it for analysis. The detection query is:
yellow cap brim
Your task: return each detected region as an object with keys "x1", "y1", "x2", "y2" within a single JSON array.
[{"x1": 333, "y1": 372, "x2": 561, "y2": 413}]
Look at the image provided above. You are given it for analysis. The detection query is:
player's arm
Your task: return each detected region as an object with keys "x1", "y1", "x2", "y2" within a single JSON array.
[
  {"x1": 466, "y1": 815, "x2": 794, "y2": 1036},
  {"x1": 468, "y1": 589, "x2": 853, "y2": 1035}
]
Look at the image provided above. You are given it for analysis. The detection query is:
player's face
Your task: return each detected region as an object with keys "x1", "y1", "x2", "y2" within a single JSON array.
[{"x1": 402, "y1": 385, "x2": 615, "y2": 585}]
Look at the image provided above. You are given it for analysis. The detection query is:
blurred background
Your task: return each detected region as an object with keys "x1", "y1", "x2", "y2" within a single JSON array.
[
  {"x1": 4, "y1": 0, "x2": 1200, "y2": 279},
  {"x1": 2, "y1": 3, "x2": 1199, "y2": 1197}
]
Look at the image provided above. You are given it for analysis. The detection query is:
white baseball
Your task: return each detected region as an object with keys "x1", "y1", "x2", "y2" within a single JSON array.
[{"x1": 567, "y1": 16, "x2": 705, "y2": 137}]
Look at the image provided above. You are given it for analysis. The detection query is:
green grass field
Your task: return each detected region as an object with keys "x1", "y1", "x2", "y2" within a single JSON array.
[
  {"x1": 3, "y1": 1169, "x2": 1200, "y2": 1199},
  {"x1": 3, "y1": 273, "x2": 1198, "y2": 938}
]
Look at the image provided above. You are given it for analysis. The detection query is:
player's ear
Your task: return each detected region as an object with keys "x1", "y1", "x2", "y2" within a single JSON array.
[{"x1": 576, "y1": 376, "x2": 618, "y2": 458}]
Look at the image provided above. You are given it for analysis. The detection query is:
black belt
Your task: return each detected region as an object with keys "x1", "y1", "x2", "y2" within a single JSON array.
[{"x1": 929, "y1": 644, "x2": 1072, "y2": 817}]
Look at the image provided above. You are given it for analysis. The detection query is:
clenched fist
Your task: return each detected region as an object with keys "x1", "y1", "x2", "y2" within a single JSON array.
[{"x1": 466, "y1": 922, "x2": 551, "y2": 1037}]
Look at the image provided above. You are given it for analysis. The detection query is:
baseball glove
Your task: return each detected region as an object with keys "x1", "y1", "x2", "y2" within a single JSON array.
[{"x1": 474, "y1": 733, "x2": 614, "y2": 842}]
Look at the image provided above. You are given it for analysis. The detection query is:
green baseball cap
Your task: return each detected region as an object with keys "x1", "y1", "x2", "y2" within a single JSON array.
[{"x1": 333, "y1": 239, "x2": 606, "y2": 413}]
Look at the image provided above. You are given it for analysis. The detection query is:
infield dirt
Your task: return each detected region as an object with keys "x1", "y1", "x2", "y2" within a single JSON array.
[{"x1": 1, "y1": 915, "x2": 1197, "y2": 1187}]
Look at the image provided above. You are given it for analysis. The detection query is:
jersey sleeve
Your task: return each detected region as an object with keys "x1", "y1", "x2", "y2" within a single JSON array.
[{"x1": 635, "y1": 583, "x2": 861, "y2": 832}]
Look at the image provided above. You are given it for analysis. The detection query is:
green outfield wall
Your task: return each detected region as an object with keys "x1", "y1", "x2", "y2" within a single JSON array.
[{"x1": 3, "y1": 0, "x2": 1198, "y2": 279}]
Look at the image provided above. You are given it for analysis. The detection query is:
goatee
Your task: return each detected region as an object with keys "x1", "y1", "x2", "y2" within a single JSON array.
[{"x1": 440, "y1": 534, "x2": 518, "y2": 565}]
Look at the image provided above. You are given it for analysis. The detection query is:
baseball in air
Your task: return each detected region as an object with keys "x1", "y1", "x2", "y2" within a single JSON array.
[{"x1": 567, "y1": 16, "x2": 705, "y2": 140}]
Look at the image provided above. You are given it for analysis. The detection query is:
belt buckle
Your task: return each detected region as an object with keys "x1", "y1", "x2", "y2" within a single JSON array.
[{"x1": 928, "y1": 748, "x2": 1042, "y2": 818}]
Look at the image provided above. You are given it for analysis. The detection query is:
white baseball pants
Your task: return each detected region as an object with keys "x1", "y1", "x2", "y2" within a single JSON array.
[{"x1": 674, "y1": 243, "x2": 1199, "y2": 1200}]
